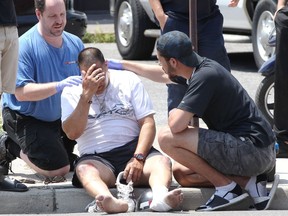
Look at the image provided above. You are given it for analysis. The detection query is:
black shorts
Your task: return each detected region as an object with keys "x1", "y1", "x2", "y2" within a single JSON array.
[
  {"x1": 72, "y1": 137, "x2": 160, "y2": 188},
  {"x1": 2, "y1": 107, "x2": 73, "y2": 170}
]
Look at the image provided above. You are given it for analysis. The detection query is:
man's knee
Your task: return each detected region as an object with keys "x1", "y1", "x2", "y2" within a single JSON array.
[
  {"x1": 173, "y1": 167, "x2": 188, "y2": 186},
  {"x1": 76, "y1": 162, "x2": 97, "y2": 177},
  {"x1": 158, "y1": 127, "x2": 172, "y2": 145},
  {"x1": 158, "y1": 155, "x2": 172, "y2": 169},
  {"x1": 147, "y1": 154, "x2": 172, "y2": 171}
]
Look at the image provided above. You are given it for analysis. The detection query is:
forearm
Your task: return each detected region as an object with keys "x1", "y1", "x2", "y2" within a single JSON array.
[
  {"x1": 277, "y1": 0, "x2": 287, "y2": 9},
  {"x1": 62, "y1": 94, "x2": 91, "y2": 140},
  {"x1": 121, "y1": 60, "x2": 172, "y2": 84},
  {"x1": 168, "y1": 109, "x2": 193, "y2": 134},
  {"x1": 149, "y1": 0, "x2": 166, "y2": 28},
  {"x1": 135, "y1": 115, "x2": 156, "y2": 156},
  {"x1": 15, "y1": 82, "x2": 58, "y2": 101}
]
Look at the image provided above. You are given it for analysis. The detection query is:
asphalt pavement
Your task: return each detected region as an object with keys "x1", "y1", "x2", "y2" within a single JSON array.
[{"x1": 1, "y1": 13, "x2": 288, "y2": 215}]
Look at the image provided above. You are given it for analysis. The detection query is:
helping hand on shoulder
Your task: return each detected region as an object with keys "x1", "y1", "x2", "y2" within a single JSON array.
[
  {"x1": 107, "y1": 59, "x2": 123, "y2": 70},
  {"x1": 56, "y1": 76, "x2": 82, "y2": 93}
]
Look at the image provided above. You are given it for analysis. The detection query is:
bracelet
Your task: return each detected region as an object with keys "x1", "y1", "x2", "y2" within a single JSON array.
[{"x1": 80, "y1": 94, "x2": 92, "y2": 104}]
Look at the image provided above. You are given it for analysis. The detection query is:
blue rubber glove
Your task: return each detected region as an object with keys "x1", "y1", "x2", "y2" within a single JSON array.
[
  {"x1": 56, "y1": 75, "x2": 82, "y2": 93},
  {"x1": 107, "y1": 59, "x2": 123, "y2": 70}
]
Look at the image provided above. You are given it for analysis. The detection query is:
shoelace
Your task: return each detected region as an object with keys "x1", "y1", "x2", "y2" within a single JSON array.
[
  {"x1": 116, "y1": 171, "x2": 136, "y2": 212},
  {"x1": 85, "y1": 200, "x2": 102, "y2": 213}
]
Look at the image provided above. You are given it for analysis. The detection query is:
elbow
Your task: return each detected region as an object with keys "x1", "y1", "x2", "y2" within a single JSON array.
[
  {"x1": 65, "y1": 130, "x2": 81, "y2": 141},
  {"x1": 62, "y1": 124, "x2": 82, "y2": 140},
  {"x1": 15, "y1": 87, "x2": 31, "y2": 101},
  {"x1": 168, "y1": 121, "x2": 186, "y2": 134},
  {"x1": 15, "y1": 90, "x2": 26, "y2": 101},
  {"x1": 169, "y1": 125, "x2": 182, "y2": 134}
]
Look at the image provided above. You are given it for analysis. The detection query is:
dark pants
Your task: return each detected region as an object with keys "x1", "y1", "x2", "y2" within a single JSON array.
[
  {"x1": 2, "y1": 107, "x2": 77, "y2": 170},
  {"x1": 163, "y1": 11, "x2": 231, "y2": 111},
  {"x1": 274, "y1": 7, "x2": 288, "y2": 143}
]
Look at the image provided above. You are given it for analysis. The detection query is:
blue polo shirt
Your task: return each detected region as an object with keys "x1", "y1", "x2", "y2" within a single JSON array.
[{"x1": 1, "y1": 24, "x2": 84, "y2": 122}]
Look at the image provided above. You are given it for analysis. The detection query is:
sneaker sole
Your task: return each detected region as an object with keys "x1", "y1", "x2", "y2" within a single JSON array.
[
  {"x1": 197, "y1": 193, "x2": 250, "y2": 211},
  {"x1": 253, "y1": 174, "x2": 280, "y2": 210},
  {"x1": 263, "y1": 174, "x2": 280, "y2": 210}
]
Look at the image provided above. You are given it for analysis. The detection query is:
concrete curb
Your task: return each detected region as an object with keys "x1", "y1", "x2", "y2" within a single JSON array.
[
  {"x1": 1, "y1": 159, "x2": 287, "y2": 214},
  {"x1": 1, "y1": 181, "x2": 288, "y2": 214}
]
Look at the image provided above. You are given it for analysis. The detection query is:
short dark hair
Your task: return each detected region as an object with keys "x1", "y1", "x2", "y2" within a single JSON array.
[
  {"x1": 34, "y1": 0, "x2": 66, "y2": 13},
  {"x1": 78, "y1": 47, "x2": 105, "y2": 69}
]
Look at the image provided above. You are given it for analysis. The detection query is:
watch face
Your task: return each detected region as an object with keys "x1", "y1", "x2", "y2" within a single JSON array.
[{"x1": 134, "y1": 153, "x2": 145, "y2": 161}]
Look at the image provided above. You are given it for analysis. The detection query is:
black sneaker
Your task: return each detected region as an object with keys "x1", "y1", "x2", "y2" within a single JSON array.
[
  {"x1": 196, "y1": 184, "x2": 249, "y2": 211},
  {"x1": 0, "y1": 132, "x2": 15, "y2": 175},
  {"x1": 0, "y1": 176, "x2": 28, "y2": 192}
]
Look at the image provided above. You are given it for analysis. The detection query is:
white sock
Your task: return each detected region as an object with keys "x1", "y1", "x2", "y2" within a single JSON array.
[
  {"x1": 150, "y1": 186, "x2": 171, "y2": 212},
  {"x1": 215, "y1": 181, "x2": 237, "y2": 201},
  {"x1": 245, "y1": 176, "x2": 267, "y2": 198}
]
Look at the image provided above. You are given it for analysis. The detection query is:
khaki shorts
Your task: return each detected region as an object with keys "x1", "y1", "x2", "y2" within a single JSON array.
[
  {"x1": 197, "y1": 128, "x2": 276, "y2": 177},
  {"x1": 0, "y1": 26, "x2": 18, "y2": 94}
]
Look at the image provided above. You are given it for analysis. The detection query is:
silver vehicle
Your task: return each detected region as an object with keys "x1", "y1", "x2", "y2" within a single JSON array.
[{"x1": 109, "y1": 0, "x2": 276, "y2": 68}]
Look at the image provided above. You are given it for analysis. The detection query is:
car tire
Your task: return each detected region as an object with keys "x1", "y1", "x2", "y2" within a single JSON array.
[
  {"x1": 255, "y1": 74, "x2": 274, "y2": 125},
  {"x1": 114, "y1": 0, "x2": 157, "y2": 60},
  {"x1": 252, "y1": 0, "x2": 276, "y2": 69}
]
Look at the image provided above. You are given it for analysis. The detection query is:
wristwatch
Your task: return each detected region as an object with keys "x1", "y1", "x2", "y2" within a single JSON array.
[{"x1": 133, "y1": 153, "x2": 146, "y2": 162}]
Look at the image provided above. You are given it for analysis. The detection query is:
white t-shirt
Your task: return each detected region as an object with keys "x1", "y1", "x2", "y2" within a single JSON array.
[{"x1": 61, "y1": 70, "x2": 155, "y2": 155}]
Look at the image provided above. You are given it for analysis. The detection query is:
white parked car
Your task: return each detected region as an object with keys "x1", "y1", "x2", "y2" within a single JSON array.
[{"x1": 109, "y1": 0, "x2": 276, "y2": 68}]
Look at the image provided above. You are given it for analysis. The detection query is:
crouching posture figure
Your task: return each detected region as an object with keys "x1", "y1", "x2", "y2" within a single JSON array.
[{"x1": 108, "y1": 31, "x2": 277, "y2": 211}]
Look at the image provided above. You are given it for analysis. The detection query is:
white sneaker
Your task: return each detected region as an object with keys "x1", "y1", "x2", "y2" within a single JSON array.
[
  {"x1": 85, "y1": 200, "x2": 101, "y2": 213},
  {"x1": 116, "y1": 171, "x2": 136, "y2": 212}
]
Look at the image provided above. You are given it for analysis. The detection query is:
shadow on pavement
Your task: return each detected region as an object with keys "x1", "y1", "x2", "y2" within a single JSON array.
[{"x1": 229, "y1": 52, "x2": 258, "y2": 73}]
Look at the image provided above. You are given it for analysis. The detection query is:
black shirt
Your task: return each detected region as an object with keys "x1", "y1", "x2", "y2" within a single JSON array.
[
  {"x1": 178, "y1": 58, "x2": 275, "y2": 147},
  {"x1": 0, "y1": 0, "x2": 17, "y2": 26}
]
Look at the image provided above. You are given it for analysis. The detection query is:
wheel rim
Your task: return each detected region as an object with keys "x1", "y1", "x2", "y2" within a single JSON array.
[
  {"x1": 256, "y1": 11, "x2": 275, "y2": 63},
  {"x1": 263, "y1": 82, "x2": 274, "y2": 121},
  {"x1": 117, "y1": 2, "x2": 133, "y2": 47}
]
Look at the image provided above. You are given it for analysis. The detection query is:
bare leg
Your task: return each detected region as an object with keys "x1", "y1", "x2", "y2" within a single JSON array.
[
  {"x1": 173, "y1": 161, "x2": 213, "y2": 187},
  {"x1": 76, "y1": 160, "x2": 128, "y2": 213},
  {"x1": 159, "y1": 126, "x2": 254, "y2": 188},
  {"x1": 137, "y1": 154, "x2": 183, "y2": 211},
  {"x1": 158, "y1": 126, "x2": 232, "y2": 187}
]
